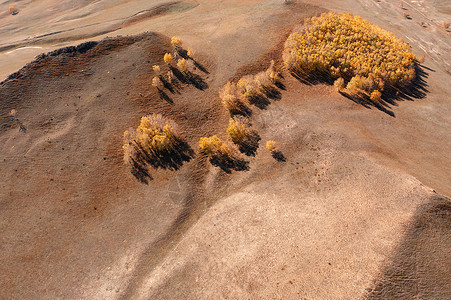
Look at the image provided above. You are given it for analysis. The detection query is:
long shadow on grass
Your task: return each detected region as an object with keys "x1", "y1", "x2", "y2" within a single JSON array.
[
  {"x1": 130, "y1": 138, "x2": 194, "y2": 183},
  {"x1": 170, "y1": 66, "x2": 208, "y2": 90},
  {"x1": 291, "y1": 63, "x2": 430, "y2": 117},
  {"x1": 235, "y1": 131, "x2": 261, "y2": 157},
  {"x1": 229, "y1": 102, "x2": 253, "y2": 117},
  {"x1": 249, "y1": 94, "x2": 271, "y2": 110},
  {"x1": 130, "y1": 159, "x2": 153, "y2": 184},
  {"x1": 209, "y1": 154, "x2": 249, "y2": 174},
  {"x1": 157, "y1": 89, "x2": 173, "y2": 104},
  {"x1": 271, "y1": 150, "x2": 286, "y2": 162},
  {"x1": 176, "y1": 48, "x2": 209, "y2": 74}
]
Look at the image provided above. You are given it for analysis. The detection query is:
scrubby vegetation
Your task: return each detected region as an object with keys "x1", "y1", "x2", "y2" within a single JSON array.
[
  {"x1": 152, "y1": 76, "x2": 163, "y2": 90},
  {"x1": 123, "y1": 114, "x2": 192, "y2": 180},
  {"x1": 227, "y1": 116, "x2": 261, "y2": 156},
  {"x1": 176, "y1": 58, "x2": 188, "y2": 74},
  {"x1": 283, "y1": 12, "x2": 417, "y2": 100},
  {"x1": 266, "y1": 140, "x2": 277, "y2": 152},
  {"x1": 123, "y1": 114, "x2": 177, "y2": 165},
  {"x1": 199, "y1": 135, "x2": 231, "y2": 157},
  {"x1": 164, "y1": 53, "x2": 173, "y2": 64},
  {"x1": 199, "y1": 135, "x2": 249, "y2": 172},
  {"x1": 220, "y1": 60, "x2": 282, "y2": 114},
  {"x1": 227, "y1": 117, "x2": 250, "y2": 144},
  {"x1": 171, "y1": 36, "x2": 182, "y2": 49},
  {"x1": 219, "y1": 82, "x2": 249, "y2": 115}
]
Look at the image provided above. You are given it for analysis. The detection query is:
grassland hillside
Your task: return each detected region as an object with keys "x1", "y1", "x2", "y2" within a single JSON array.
[{"x1": 0, "y1": 0, "x2": 450, "y2": 299}]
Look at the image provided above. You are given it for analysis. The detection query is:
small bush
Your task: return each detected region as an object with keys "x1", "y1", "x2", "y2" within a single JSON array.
[
  {"x1": 266, "y1": 60, "x2": 281, "y2": 83},
  {"x1": 266, "y1": 140, "x2": 277, "y2": 152},
  {"x1": 370, "y1": 90, "x2": 382, "y2": 102},
  {"x1": 237, "y1": 75, "x2": 260, "y2": 100},
  {"x1": 187, "y1": 48, "x2": 195, "y2": 58},
  {"x1": 9, "y1": 6, "x2": 18, "y2": 15},
  {"x1": 152, "y1": 76, "x2": 163, "y2": 90},
  {"x1": 152, "y1": 65, "x2": 161, "y2": 76},
  {"x1": 442, "y1": 21, "x2": 450, "y2": 29},
  {"x1": 123, "y1": 114, "x2": 178, "y2": 166},
  {"x1": 220, "y1": 82, "x2": 246, "y2": 114},
  {"x1": 334, "y1": 77, "x2": 345, "y2": 91},
  {"x1": 283, "y1": 12, "x2": 417, "y2": 97},
  {"x1": 176, "y1": 58, "x2": 188, "y2": 74},
  {"x1": 167, "y1": 70, "x2": 174, "y2": 85},
  {"x1": 199, "y1": 135, "x2": 230, "y2": 156},
  {"x1": 227, "y1": 117, "x2": 250, "y2": 144},
  {"x1": 164, "y1": 53, "x2": 173, "y2": 64},
  {"x1": 171, "y1": 36, "x2": 182, "y2": 49}
]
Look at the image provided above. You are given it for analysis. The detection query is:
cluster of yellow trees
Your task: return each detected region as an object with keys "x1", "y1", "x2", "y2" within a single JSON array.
[
  {"x1": 123, "y1": 114, "x2": 177, "y2": 166},
  {"x1": 220, "y1": 60, "x2": 280, "y2": 113},
  {"x1": 283, "y1": 12, "x2": 417, "y2": 100},
  {"x1": 226, "y1": 116, "x2": 250, "y2": 144},
  {"x1": 199, "y1": 135, "x2": 233, "y2": 158},
  {"x1": 151, "y1": 37, "x2": 193, "y2": 91},
  {"x1": 125, "y1": 37, "x2": 284, "y2": 173}
]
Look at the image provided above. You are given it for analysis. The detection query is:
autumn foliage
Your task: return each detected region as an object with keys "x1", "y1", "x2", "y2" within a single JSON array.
[
  {"x1": 220, "y1": 60, "x2": 281, "y2": 114},
  {"x1": 283, "y1": 12, "x2": 417, "y2": 101},
  {"x1": 199, "y1": 135, "x2": 231, "y2": 157},
  {"x1": 123, "y1": 114, "x2": 177, "y2": 166},
  {"x1": 226, "y1": 117, "x2": 250, "y2": 144},
  {"x1": 266, "y1": 140, "x2": 277, "y2": 152},
  {"x1": 219, "y1": 82, "x2": 246, "y2": 114}
]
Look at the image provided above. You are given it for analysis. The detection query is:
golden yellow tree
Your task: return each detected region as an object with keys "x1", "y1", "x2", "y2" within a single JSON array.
[
  {"x1": 226, "y1": 117, "x2": 250, "y2": 144},
  {"x1": 164, "y1": 53, "x2": 173, "y2": 64}
]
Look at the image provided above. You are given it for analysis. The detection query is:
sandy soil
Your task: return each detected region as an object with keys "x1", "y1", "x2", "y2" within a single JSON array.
[{"x1": 0, "y1": 0, "x2": 450, "y2": 299}]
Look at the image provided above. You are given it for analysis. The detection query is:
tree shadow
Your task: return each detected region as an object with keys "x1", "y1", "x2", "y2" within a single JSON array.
[
  {"x1": 157, "y1": 89, "x2": 173, "y2": 104},
  {"x1": 130, "y1": 159, "x2": 153, "y2": 184},
  {"x1": 160, "y1": 76, "x2": 176, "y2": 94},
  {"x1": 340, "y1": 92, "x2": 396, "y2": 117},
  {"x1": 209, "y1": 153, "x2": 250, "y2": 174},
  {"x1": 187, "y1": 73, "x2": 208, "y2": 90},
  {"x1": 235, "y1": 131, "x2": 261, "y2": 157},
  {"x1": 139, "y1": 139, "x2": 194, "y2": 171},
  {"x1": 169, "y1": 66, "x2": 208, "y2": 90},
  {"x1": 271, "y1": 150, "x2": 286, "y2": 162},
  {"x1": 248, "y1": 94, "x2": 271, "y2": 110},
  {"x1": 363, "y1": 196, "x2": 451, "y2": 299},
  {"x1": 176, "y1": 48, "x2": 188, "y2": 59},
  {"x1": 129, "y1": 138, "x2": 194, "y2": 183},
  {"x1": 176, "y1": 47, "x2": 209, "y2": 74},
  {"x1": 291, "y1": 70, "x2": 334, "y2": 86},
  {"x1": 291, "y1": 63, "x2": 430, "y2": 117},
  {"x1": 262, "y1": 86, "x2": 282, "y2": 100},
  {"x1": 229, "y1": 102, "x2": 253, "y2": 118},
  {"x1": 384, "y1": 64, "x2": 430, "y2": 102},
  {"x1": 192, "y1": 59, "x2": 209, "y2": 74},
  {"x1": 274, "y1": 79, "x2": 286, "y2": 90}
]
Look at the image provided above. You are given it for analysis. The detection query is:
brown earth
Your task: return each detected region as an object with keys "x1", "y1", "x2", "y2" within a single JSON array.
[{"x1": 0, "y1": 0, "x2": 450, "y2": 299}]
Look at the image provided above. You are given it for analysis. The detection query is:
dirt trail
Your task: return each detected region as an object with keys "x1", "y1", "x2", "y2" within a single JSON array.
[{"x1": 0, "y1": 0, "x2": 450, "y2": 299}]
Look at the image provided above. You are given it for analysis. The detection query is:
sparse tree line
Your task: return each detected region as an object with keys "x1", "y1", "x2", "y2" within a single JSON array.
[
  {"x1": 123, "y1": 36, "x2": 283, "y2": 177},
  {"x1": 123, "y1": 12, "x2": 423, "y2": 178}
]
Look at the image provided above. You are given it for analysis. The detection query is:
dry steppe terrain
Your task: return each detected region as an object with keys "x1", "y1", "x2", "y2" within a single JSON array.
[{"x1": 0, "y1": 0, "x2": 450, "y2": 299}]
